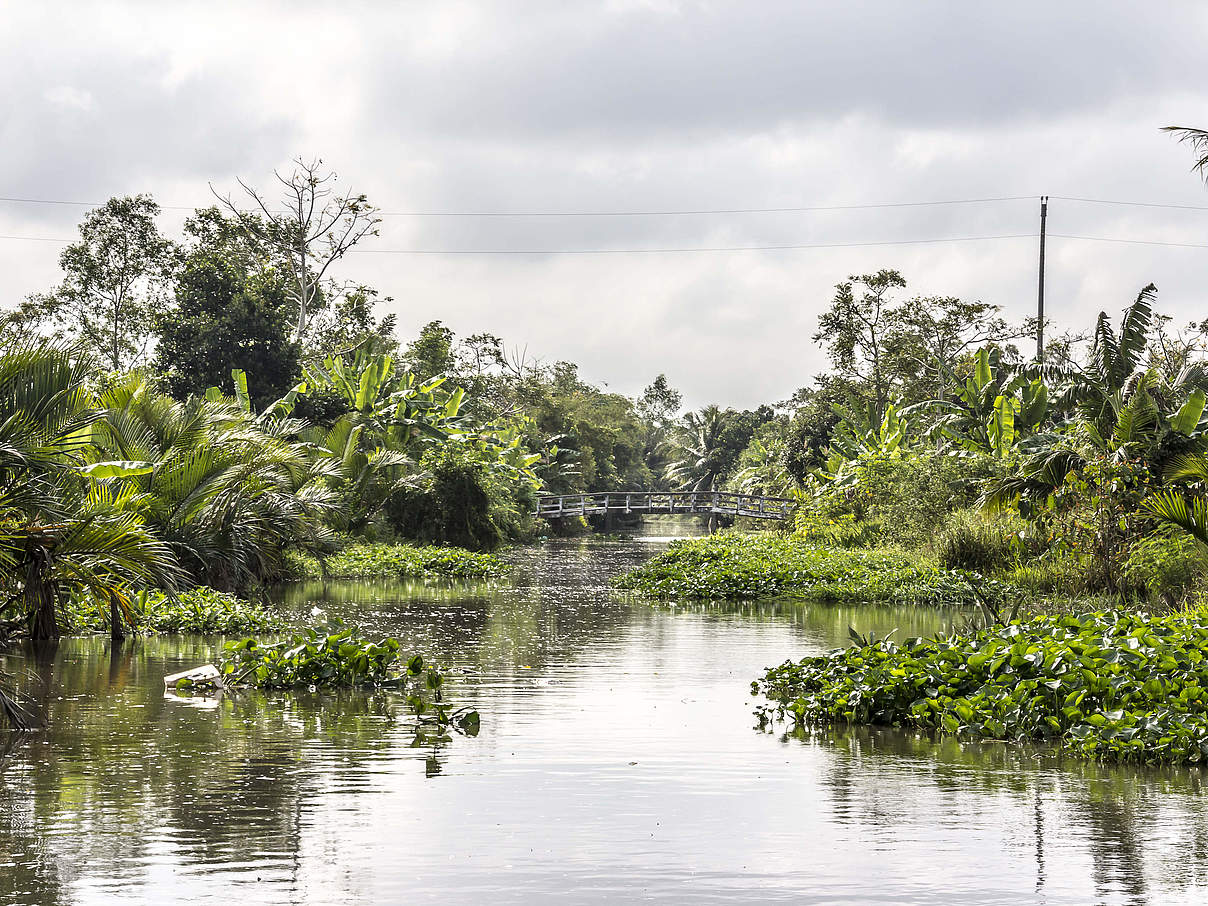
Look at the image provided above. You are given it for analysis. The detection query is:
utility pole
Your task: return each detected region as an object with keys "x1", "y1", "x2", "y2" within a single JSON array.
[{"x1": 1036, "y1": 195, "x2": 1048, "y2": 362}]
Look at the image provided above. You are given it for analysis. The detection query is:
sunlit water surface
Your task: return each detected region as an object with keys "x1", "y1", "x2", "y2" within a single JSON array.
[{"x1": 3, "y1": 531, "x2": 1207, "y2": 905}]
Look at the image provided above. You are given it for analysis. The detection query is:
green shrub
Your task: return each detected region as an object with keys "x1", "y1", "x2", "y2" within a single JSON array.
[
  {"x1": 615, "y1": 530, "x2": 1017, "y2": 605},
  {"x1": 935, "y1": 508, "x2": 1027, "y2": 573},
  {"x1": 384, "y1": 446, "x2": 537, "y2": 550},
  {"x1": 807, "y1": 450, "x2": 1000, "y2": 547},
  {"x1": 794, "y1": 510, "x2": 883, "y2": 548},
  {"x1": 755, "y1": 610, "x2": 1208, "y2": 764},
  {"x1": 1121, "y1": 530, "x2": 1208, "y2": 605},
  {"x1": 285, "y1": 541, "x2": 506, "y2": 582}
]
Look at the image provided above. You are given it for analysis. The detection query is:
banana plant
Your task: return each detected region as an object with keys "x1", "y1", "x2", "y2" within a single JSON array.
[{"x1": 922, "y1": 347, "x2": 1051, "y2": 457}]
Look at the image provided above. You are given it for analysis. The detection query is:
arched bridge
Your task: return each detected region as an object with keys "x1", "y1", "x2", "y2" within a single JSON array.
[{"x1": 535, "y1": 491, "x2": 797, "y2": 521}]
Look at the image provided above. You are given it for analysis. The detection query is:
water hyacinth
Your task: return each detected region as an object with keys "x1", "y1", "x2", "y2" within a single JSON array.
[
  {"x1": 211, "y1": 625, "x2": 480, "y2": 733},
  {"x1": 285, "y1": 542, "x2": 507, "y2": 582},
  {"x1": 616, "y1": 532, "x2": 1012, "y2": 605},
  {"x1": 755, "y1": 611, "x2": 1208, "y2": 764}
]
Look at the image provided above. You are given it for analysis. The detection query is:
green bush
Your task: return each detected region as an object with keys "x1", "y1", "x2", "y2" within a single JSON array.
[
  {"x1": 384, "y1": 446, "x2": 537, "y2": 550},
  {"x1": 615, "y1": 530, "x2": 1016, "y2": 605},
  {"x1": 1121, "y1": 530, "x2": 1208, "y2": 605},
  {"x1": 935, "y1": 508, "x2": 1027, "y2": 573},
  {"x1": 807, "y1": 450, "x2": 1000, "y2": 548},
  {"x1": 284, "y1": 541, "x2": 506, "y2": 582},
  {"x1": 794, "y1": 509, "x2": 883, "y2": 548},
  {"x1": 755, "y1": 610, "x2": 1208, "y2": 764}
]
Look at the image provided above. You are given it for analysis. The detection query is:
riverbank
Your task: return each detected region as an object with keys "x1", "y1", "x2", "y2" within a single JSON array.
[{"x1": 283, "y1": 541, "x2": 507, "y2": 582}]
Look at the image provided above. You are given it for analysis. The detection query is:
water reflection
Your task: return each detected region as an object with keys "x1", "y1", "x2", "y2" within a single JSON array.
[{"x1": 0, "y1": 538, "x2": 1206, "y2": 905}]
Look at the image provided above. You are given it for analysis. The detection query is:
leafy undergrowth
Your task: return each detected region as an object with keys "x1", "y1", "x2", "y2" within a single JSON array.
[
  {"x1": 284, "y1": 542, "x2": 506, "y2": 582},
  {"x1": 616, "y1": 531, "x2": 1013, "y2": 605},
  {"x1": 755, "y1": 611, "x2": 1208, "y2": 764},
  {"x1": 63, "y1": 587, "x2": 279, "y2": 634},
  {"x1": 174, "y1": 624, "x2": 479, "y2": 736}
]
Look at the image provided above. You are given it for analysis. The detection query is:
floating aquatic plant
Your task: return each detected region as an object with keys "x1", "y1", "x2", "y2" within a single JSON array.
[{"x1": 755, "y1": 610, "x2": 1208, "y2": 764}]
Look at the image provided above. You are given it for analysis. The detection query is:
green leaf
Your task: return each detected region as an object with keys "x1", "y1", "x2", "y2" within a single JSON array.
[{"x1": 80, "y1": 460, "x2": 154, "y2": 479}]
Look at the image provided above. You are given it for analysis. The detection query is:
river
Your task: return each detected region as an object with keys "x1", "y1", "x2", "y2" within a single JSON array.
[{"x1": 2, "y1": 535, "x2": 1206, "y2": 905}]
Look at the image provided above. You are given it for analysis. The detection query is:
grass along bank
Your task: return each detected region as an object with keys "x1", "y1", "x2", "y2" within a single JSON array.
[
  {"x1": 283, "y1": 541, "x2": 507, "y2": 582},
  {"x1": 63, "y1": 587, "x2": 279, "y2": 635},
  {"x1": 615, "y1": 531, "x2": 1016, "y2": 606},
  {"x1": 755, "y1": 610, "x2": 1208, "y2": 765}
]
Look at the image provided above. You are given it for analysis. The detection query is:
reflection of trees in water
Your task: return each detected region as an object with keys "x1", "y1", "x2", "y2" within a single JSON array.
[
  {"x1": 776, "y1": 724, "x2": 1208, "y2": 902},
  {"x1": 0, "y1": 638, "x2": 452, "y2": 905},
  {"x1": 0, "y1": 731, "x2": 69, "y2": 906}
]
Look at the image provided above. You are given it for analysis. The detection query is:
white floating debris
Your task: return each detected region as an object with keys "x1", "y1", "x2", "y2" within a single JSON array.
[{"x1": 163, "y1": 664, "x2": 221, "y2": 688}]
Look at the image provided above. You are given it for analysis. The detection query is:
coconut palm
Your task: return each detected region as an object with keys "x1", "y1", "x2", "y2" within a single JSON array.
[{"x1": 664, "y1": 406, "x2": 731, "y2": 492}]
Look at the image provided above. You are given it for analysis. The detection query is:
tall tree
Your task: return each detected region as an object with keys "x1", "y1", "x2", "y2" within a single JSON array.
[
  {"x1": 636, "y1": 374, "x2": 683, "y2": 485},
  {"x1": 154, "y1": 209, "x2": 300, "y2": 406},
  {"x1": 28, "y1": 195, "x2": 175, "y2": 371},
  {"x1": 884, "y1": 295, "x2": 1025, "y2": 402},
  {"x1": 813, "y1": 270, "x2": 905, "y2": 423},
  {"x1": 214, "y1": 158, "x2": 381, "y2": 344},
  {"x1": 403, "y1": 321, "x2": 456, "y2": 379}
]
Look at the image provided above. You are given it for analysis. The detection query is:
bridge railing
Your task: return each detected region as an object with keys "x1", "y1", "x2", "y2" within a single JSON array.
[{"x1": 533, "y1": 491, "x2": 798, "y2": 520}]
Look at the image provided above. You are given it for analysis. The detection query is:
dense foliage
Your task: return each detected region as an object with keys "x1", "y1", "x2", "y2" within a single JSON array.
[{"x1": 756, "y1": 611, "x2": 1208, "y2": 764}]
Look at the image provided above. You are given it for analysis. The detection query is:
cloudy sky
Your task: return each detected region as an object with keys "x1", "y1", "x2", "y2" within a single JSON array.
[{"x1": 2, "y1": 0, "x2": 1206, "y2": 408}]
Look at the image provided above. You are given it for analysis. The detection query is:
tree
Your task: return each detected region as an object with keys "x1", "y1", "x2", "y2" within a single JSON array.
[
  {"x1": 88, "y1": 372, "x2": 338, "y2": 592},
  {"x1": 403, "y1": 321, "x2": 456, "y2": 379},
  {"x1": 214, "y1": 158, "x2": 381, "y2": 344},
  {"x1": 665, "y1": 405, "x2": 734, "y2": 492},
  {"x1": 306, "y1": 285, "x2": 397, "y2": 358},
  {"x1": 636, "y1": 374, "x2": 683, "y2": 485},
  {"x1": 781, "y1": 377, "x2": 850, "y2": 482},
  {"x1": 155, "y1": 209, "x2": 300, "y2": 405},
  {"x1": 814, "y1": 270, "x2": 906, "y2": 423},
  {"x1": 884, "y1": 295, "x2": 1026, "y2": 402},
  {"x1": 28, "y1": 195, "x2": 176, "y2": 371},
  {"x1": 0, "y1": 343, "x2": 182, "y2": 641}
]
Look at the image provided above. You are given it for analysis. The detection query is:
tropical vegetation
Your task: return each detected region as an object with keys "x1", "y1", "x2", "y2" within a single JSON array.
[{"x1": 755, "y1": 610, "x2": 1208, "y2": 765}]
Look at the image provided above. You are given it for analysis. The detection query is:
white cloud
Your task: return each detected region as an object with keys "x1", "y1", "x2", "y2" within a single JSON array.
[{"x1": 1, "y1": 0, "x2": 1206, "y2": 408}]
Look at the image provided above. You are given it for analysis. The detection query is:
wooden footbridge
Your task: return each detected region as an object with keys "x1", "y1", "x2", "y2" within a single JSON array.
[{"x1": 535, "y1": 491, "x2": 797, "y2": 521}]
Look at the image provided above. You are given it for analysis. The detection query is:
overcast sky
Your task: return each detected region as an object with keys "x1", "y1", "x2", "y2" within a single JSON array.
[{"x1": 2, "y1": 0, "x2": 1206, "y2": 408}]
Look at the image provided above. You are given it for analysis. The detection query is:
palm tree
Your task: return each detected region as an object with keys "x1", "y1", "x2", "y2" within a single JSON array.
[
  {"x1": 87, "y1": 372, "x2": 338, "y2": 591},
  {"x1": 0, "y1": 343, "x2": 182, "y2": 641},
  {"x1": 1164, "y1": 126, "x2": 1208, "y2": 182},
  {"x1": 1143, "y1": 453, "x2": 1208, "y2": 546},
  {"x1": 665, "y1": 406, "x2": 731, "y2": 492}
]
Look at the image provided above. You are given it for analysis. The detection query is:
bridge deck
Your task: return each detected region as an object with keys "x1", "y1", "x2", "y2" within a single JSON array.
[{"x1": 534, "y1": 491, "x2": 796, "y2": 521}]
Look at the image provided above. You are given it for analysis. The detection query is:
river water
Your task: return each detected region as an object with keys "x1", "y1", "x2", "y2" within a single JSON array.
[{"x1": 2, "y1": 535, "x2": 1207, "y2": 905}]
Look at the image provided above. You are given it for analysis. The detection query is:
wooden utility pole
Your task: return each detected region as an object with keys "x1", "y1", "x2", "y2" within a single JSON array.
[{"x1": 1036, "y1": 195, "x2": 1048, "y2": 362}]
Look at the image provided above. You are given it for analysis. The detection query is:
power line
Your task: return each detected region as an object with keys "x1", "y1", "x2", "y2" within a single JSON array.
[
  {"x1": 1052, "y1": 195, "x2": 1208, "y2": 212},
  {"x1": 4, "y1": 190, "x2": 1208, "y2": 216},
  {"x1": 0, "y1": 230, "x2": 1204, "y2": 253},
  {"x1": 1050, "y1": 233, "x2": 1208, "y2": 249},
  {"x1": 0, "y1": 193, "x2": 1036, "y2": 217},
  {"x1": 350, "y1": 234, "x2": 1037, "y2": 254},
  {"x1": 377, "y1": 196, "x2": 1036, "y2": 217}
]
